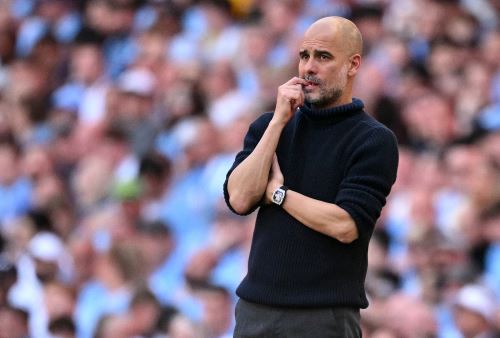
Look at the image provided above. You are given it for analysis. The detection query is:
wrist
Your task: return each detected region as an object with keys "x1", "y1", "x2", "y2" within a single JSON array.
[
  {"x1": 271, "y1": 185, "x2": 288, "y2": 206},
  {"x1": 269, "y1": 117, "x2": 288, "y2": 129},
  {"x1": 267, "y1": 182, "x2": 280, "y2": 202}
]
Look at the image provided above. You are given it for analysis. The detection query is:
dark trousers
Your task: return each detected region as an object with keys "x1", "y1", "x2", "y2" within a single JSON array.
[{"x1": 234, "y1": 299, "x2": 362, "y2": 338}]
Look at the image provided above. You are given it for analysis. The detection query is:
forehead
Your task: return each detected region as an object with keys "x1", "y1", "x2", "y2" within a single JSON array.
[
  {"x1": 300, "y1": 37, "x2": 336, "y2": 52},
  {"x1": 300, "y1": 27, "x2": 340, "y2": 52}
]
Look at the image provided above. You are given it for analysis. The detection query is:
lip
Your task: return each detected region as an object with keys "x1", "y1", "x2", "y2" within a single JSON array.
[{"x1": 303, "y1": 81, "x2": 318, "y2": 90}]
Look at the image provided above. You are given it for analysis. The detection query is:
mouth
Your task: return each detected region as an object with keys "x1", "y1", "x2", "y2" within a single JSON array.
[
  {"x1": 302, "y1": 81, "x2": 319, "y2": 91},
  {"x1": 302, "y1": 77, "x2": 321, "y2": 91}
]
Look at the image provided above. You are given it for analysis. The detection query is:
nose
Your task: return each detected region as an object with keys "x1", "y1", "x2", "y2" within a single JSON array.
[{"x1": 303, "y1": 57, "x2": 318, "y2": 75}]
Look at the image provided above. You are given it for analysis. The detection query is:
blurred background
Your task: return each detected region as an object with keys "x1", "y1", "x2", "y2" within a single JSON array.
[{"x1": 0, "y1": 0, "x2": 498, "y2": 337}]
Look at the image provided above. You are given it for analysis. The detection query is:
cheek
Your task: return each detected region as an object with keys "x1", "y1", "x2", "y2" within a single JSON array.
[
  {"x1": 329, "y1": 64, "x2": 349, "y2": 86},
  {"x1": 338, "y1": 64, "x2": 349, "y2": 77},
  {"x1": 298, "y1": 62, "x2": 306, "y2": 77}
]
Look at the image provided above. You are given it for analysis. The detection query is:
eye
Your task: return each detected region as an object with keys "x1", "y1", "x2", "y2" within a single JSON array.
[
  {"x1": 300, "y1": 53, "x2": 309, "y2": 60},
  {"x1": 319, "y1": 54, "x2": 330, "y2": 60}
]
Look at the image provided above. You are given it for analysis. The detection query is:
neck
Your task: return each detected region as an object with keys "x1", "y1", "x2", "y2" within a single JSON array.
[{"x1": 300, "y1": 97, "x2": 364, "y2": 122}]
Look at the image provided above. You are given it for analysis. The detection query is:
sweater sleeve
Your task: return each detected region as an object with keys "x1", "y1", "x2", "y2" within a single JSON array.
[
  {"x1": 223, "y1": 113, "x2": 273, "y2": 215},
  {"x1": 335, "y1": 126, "x2": 399, "y2": 242}
]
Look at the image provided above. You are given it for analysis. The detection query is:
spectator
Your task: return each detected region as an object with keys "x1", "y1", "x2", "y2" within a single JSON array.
[
  {"x1": 166, "y1": 312, "x2": 201, "y2": 338},
  {"x1": 136, "y1": 219, "x2": 184, "y2": 306},
  {"x1": 0, "y1": 1, "x2": 498, "y2": 337},
  {"x1": 75, "y1": 243, "x2": 144, "y2": 338},
  {"x1": 48, "y1": 315, "x2": 76, "y2": 338},
  {"x1": 453, "y1": 284, "x2": 499, "y2": 338},
  {"x1": 197, "y1": 283, "x2": 233, "y2": 338},
  {"x1": 128, "y1": 287, "x2": 162, "y2": 337},
  {"x1": 54, "y1": 37, "x2": 109, "y2": 125},
  {"x1": 0, "y1": 137, "x2": 32, "y2": 226},
  {"x1": 0, "y1": 305, "x2": 29, "y2": 338},
  {"x1": 93, "y1": 313, "x2": 135, "y2": 338},
  {"x1": 0, "y1": 258, "x2": 17, "y2": 306}
]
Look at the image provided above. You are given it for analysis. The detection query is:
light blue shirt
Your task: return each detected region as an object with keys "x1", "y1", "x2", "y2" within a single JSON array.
[{"x1": 0, "y1": 178, "x2": 32, "y2": 226}]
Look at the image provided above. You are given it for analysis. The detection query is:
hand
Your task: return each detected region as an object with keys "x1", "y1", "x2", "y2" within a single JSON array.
[
  {"x1": 273, "y1": 77, "x2": 307, "y2": 125},
  {"x1": 264, "y1": 154, "x2": 285, "y2": 204}
]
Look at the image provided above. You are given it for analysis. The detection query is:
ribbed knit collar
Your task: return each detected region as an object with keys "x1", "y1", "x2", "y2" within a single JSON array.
[{"x1": 299, "y1": 98, "x2": 364, "y2": 122}]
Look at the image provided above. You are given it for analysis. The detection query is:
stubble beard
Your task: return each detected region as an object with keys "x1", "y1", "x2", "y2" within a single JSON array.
[
  {"x1": 303, "y1": 64, "x2": 349, "y2": 108},
  {"x1": 305, "y1": 87, "x2": 343, "y2": 108}
]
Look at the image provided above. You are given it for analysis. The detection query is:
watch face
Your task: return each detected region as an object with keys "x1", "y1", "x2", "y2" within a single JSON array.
[{"x1": 272, "y1": 189, "x2": 285, "y2": 205}]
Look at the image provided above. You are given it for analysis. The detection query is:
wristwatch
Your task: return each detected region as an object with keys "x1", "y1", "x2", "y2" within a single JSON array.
[{"x1": 271, "y1": 185, "x2": 288, "y2": 206}]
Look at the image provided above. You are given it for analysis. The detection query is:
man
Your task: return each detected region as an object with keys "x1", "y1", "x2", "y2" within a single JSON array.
[
  {"x1": 453, "y1": 284, "x2": 498, "y2": 338},
  {"x1": 0, "y1": 305, "x2": 29, "y2": 338},
  {"x1": 223, "y1": 16, "x2": 399, "y2": 337}
]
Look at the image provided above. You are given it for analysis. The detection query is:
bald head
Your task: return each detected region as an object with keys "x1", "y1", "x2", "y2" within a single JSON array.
[
  {"x1": 305, "y1": 17, "x2": 363, "y2": 57},
  {"x1": 298, "y1": 16, "x2": 363, "y2": 107}
]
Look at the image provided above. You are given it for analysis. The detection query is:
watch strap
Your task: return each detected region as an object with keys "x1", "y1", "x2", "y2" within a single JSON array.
[{"x1": 280, "y1": 185, "x2": 289, "y2": 206}]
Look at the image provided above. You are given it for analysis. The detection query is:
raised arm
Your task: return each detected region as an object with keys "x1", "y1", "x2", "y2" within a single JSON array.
[{"x1": 226, "y1": 77, "x2": 306, "y2": 214}]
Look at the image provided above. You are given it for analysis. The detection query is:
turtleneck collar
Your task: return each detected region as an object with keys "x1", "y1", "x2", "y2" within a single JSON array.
[{"x1": 299, "y1": 98, "x2": 364, "y2": 122}]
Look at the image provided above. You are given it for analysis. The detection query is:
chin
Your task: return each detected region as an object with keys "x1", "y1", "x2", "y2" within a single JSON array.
[
  {"x1": 306, "y1": 96, "x2": 323, "y2": 105},
  {"x1": 305, "y1": 94, "x2": 319, "y2": 103}
]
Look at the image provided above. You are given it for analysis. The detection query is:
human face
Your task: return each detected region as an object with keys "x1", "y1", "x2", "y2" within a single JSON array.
[{"x1": 298, "y1": 33, "x2": 351, "y2": 108}]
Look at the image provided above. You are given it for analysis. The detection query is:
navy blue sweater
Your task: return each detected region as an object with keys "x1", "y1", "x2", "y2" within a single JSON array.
[{"x1": 223, "y1": 99, "x2": 398, "y2": 308}]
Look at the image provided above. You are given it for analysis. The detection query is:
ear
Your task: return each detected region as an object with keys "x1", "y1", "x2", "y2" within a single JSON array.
[{"x1": 348, "y1": 54, "x2": 361, "y2": 77}]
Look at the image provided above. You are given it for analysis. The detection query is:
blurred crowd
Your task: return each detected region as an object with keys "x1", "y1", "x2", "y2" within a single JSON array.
[{"x1": 0, "y1": 0, "x2": 498, "y2": 337}]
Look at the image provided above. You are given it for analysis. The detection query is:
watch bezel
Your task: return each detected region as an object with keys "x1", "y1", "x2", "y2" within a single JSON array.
[{"x1": 272, "y1": 186, "x2": 287, "y2": 206}]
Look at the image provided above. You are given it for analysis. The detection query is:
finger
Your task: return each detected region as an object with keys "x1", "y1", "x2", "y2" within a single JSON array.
[
  {"x1": 285, "y1": 77, "x2": 308, "y2": 86},
  {"x1": 286, "y1": 88, "x2": 304, "y2": 110},
  {"x1": 282, "y1": 87, "x2": 304, "y2": 102},
  {"x1": 292, "y1": 90, "x2": 305, "y2": 110},
  {"x1": 281, "y1": 85, "x2": 302, "y2": 94},
  {"x1": 281, "y1": 84, "x2": 305, "y2": 95},
  {"x1": 281, "y1": 95, "x2": 298, "y2": 110}
]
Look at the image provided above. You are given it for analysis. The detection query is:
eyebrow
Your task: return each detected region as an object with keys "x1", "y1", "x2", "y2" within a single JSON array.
[{"x1": 299, "y1": 49, "x2": 334, "y2": 58}]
